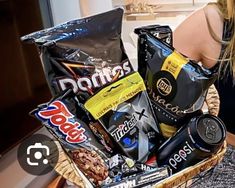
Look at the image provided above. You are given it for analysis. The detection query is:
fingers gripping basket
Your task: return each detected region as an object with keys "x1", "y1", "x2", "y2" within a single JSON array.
[{"x1": 52, "y1": 84, "x2": 226, "y2": 188}]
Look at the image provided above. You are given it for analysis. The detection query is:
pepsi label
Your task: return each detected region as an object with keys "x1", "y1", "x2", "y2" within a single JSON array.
[{"x1": 156, "y1": 114, "x2": 226, "y2": 173}]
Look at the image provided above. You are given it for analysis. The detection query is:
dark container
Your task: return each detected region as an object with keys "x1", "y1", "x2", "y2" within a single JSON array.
[{"x1": 156, "y1": 114, "x2": 226, "y2": 173}]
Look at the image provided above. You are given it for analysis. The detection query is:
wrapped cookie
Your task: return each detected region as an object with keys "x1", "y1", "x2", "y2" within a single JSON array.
[{"x1": 31, "y1": 89, "x2": 113, "y2": 186}]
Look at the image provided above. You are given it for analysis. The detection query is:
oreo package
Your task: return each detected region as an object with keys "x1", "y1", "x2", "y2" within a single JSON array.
[
  {"x1": 136, "y1": 33, "x2": 217, "y2": 130},
  {"x1": 85, "y1": 72, "x2": 163, "y2": 162},
  {"x1": 21, "y1": 8, "x2": 134, "y2": 103}
]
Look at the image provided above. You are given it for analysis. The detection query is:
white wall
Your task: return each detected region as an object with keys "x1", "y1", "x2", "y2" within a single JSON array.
[
  {"x1": 79, "y1": 0, "x2": 113, "y2": 17},
  {"x1": 49, "y1": 0, "x2": 114, "y2": 24},
  {"x1": 50, "y1": 0, "x2": 81, "y2": 25}
]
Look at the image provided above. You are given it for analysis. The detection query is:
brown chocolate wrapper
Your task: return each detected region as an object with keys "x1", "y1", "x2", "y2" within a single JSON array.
[{"x1": 31, "y1": 89, "x2": 111, "y2": 186}]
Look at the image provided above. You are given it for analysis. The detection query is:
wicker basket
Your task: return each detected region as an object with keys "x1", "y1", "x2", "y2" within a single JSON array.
[
  {"x1": 152, "y1": 84, "x2": 226, "y2": 188},
  {"x1": 50, "y1": 84, "x2": 226, "y2": 188},
  {"x1": 153, "y1": 141, "x2": 227, "y2": 188}
]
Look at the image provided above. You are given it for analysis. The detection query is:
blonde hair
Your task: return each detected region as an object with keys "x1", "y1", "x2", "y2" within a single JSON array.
[{"x1": 206, "y1": 0, "x2": 235, "y2": 77}]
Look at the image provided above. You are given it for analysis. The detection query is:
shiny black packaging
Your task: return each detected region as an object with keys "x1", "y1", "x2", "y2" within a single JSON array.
[
  {"x1": 84, "y1": 72, "x2": 163, "y2": 163},
  {"x1": 21, "y1": 8, "x2": 134, "y2": 103},
  {"x1": 134, "y1": 24, "x2": 172, "y2": 45},
  {"x1": 134, "y1": 25, "x2": 172, "y2": 79},
  {"x1": 156, "y1": 114, "x2": 226, "y2": 174},
  {"x1": 136, "y1": 33, "x2": 217, "y2": 128}
]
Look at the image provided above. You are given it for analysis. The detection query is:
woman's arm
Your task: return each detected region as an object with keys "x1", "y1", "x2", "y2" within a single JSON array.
[{"x1": 173, "y1": 4, "x2": 223, "y2": 68}]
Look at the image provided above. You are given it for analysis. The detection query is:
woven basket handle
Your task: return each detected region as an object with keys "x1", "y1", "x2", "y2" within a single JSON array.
[{"x1": 205, "y1": 84, "x2": 220, "y2": 116}]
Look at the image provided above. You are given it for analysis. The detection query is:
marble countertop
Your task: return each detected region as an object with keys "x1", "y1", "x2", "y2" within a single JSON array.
[
  {"x1": 124, "y1": 3, "x2": 206, "y2": 17},
  {"x1": 154, "y1": 3, "x2": 206, "y2": 13}
]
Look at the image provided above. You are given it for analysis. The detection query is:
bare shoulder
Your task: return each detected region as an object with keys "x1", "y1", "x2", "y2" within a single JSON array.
[
  {"x1": 173, "y1": 6, "x2": 209, "y2": 61},
  {"x1": 204, "y1": 3, "x2": 223, "y2": 30},
  {"x1": 173, "y1": 4, "x2": 223, "y2": 68}
]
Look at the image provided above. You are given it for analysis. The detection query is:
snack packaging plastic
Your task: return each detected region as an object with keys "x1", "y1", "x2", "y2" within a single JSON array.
[
  {"x1": 134, "y1": 25, "x2": 172, "y2": 79},
  {"x1": 103, "y1": 166, "x2": 171, "y2": 188},
  {"x1": 136, "y1": 33, "x2": 217, "y2": 132},
  {"x1": 85, "y1": 72, "x2": 163, "y2": 163},
  {"x1": 31, "y1": 89, "x2": 170, "y2": 187},
  {"x1": 21, "y1": 8, "x2": 134, "y2": 103},
  {"x1": 134, "y1": 24, "x2": 172, "y2": 45},
  {"x1": 31, "y1": 89, "x2": 111, "y2": 186}
]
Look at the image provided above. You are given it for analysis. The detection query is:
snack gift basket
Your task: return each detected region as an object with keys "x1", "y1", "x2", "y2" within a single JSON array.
[
  {"x1": 21, "y1": 8, "x2": 227, "y2": 188},
  {"x1": 48, "y1": 84, "x2": 226, "y2": 188}
]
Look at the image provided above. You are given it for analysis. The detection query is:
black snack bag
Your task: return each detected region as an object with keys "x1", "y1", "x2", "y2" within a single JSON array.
[
  {"x1": 137, "y1": 33, "x2": 217, "y2": 132},
  {"x1": 134, "y1": 24, "x2": 172, "y2": 45},
  {"x1": 84, "y1": 72, "x2": 163, "y2": 163},
  {"x1": 134, "y1": 25, "x2": 172, "y2": 80},
  {"x1": 21, "y1": 8, "x2": 134, "y2": 103}
]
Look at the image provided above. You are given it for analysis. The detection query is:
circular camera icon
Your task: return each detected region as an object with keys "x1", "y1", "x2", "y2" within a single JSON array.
[
  {"x1": 27, "y1": 143, "x2": 50, "y2": 166},
  {"x1": 17, "y1": 134, "x2": 59, "y2": 176}
]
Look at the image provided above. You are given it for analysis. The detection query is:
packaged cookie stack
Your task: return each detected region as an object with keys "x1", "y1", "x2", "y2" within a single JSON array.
[{"x1": 22, "y1": 8, "x2": 227, "y2": 188}]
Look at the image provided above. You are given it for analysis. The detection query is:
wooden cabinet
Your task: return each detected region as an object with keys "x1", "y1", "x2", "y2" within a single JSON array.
[{"x1": 0, "y1": 0, "x2": 51, "y2": 155}]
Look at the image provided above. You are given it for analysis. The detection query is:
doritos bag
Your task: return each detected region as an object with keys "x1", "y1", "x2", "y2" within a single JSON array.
[{"x1": 21, "y1": 8, "x2": 134, "y2": 103}]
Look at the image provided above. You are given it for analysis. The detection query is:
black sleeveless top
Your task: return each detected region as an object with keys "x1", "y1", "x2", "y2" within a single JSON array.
[{"x1": 214, "y1": 19, "x2": 235, "y2": 134}]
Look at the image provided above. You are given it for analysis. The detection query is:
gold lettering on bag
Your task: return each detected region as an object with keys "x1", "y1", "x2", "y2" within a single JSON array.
[{"x1": 147, "y1": 86, "x2": 183, "y2": 116}]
